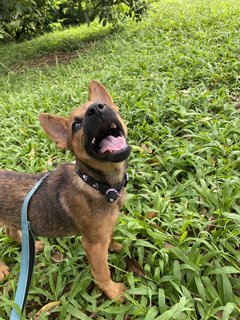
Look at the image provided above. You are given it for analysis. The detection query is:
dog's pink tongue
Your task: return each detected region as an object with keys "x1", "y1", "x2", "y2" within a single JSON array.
[{"x1": 99, "y1": 136, "x2": 126, "y2": 153}]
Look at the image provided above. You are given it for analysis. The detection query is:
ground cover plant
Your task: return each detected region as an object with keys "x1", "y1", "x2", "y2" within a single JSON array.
[{"x1": 0, "y1": 0, "x2": 240, "y2": 318}]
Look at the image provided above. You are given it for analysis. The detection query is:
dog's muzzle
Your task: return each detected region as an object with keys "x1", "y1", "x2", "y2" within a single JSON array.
[{"x1": 83, "y1": 103, "x2": 131, "y2": 162}]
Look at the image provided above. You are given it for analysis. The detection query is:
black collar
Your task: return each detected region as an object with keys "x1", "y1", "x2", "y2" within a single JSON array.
[{"x1": 76, "y1": 168, "x2": 128, "y2": 203}]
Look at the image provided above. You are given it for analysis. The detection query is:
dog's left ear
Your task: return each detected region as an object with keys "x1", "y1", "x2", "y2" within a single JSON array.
[
  {"x1": 88, "y1": 80, "x2": 119, "y2": 112},
  {"x1": 39, "y1": 113, "x2": 68, "y2": 149}
]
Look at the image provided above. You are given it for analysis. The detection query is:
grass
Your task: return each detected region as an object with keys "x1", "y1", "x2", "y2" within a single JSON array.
[{"x1": 0, "y1": 0, "x2": 240, "y2": 318}]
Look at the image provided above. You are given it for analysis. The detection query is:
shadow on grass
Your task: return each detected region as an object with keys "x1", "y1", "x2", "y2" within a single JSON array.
[{"x1": 0, "y1": 23, "x2": 121, "y2": 74}]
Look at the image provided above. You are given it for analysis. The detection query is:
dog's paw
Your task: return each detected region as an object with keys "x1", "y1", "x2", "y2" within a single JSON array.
[
  {"x1": 102, "y1": 281, "x2": 127, "y2": 302},
  {"x1": 109, "y1": 241, "x2": 123, "y2": 253},
  {"x1": 35, "y1": 240, "x2": 44, "y2": 252},
  {"x1": 0, "y1": 262, "x2": 10, "y2": 281}
]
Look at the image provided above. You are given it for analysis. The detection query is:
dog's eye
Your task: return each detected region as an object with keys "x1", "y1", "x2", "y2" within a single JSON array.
[{"x1": 72, "y1": 120, "x2": 82, "y2": 134}]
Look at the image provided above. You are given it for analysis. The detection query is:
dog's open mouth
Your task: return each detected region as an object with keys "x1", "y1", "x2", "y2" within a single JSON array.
[
  {"x1": 85, "y1": 120, "x2": 131, "y2": 162},
  {"x1": 83, "y1": 103, "x2": 131, "y2": 162},
  {"x1": 91, "y1": 122, "x2": 127, "y2": 154}
]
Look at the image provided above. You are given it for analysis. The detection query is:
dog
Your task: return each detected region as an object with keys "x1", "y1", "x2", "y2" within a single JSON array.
[{"x1": 0, "y1": 80, "x2": 131, "y2": 301}]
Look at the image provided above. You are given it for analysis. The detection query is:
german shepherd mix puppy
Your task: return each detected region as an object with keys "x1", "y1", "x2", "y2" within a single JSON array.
[{"x1": 0, "y1": 81, "x2": 131, "y2": 301}]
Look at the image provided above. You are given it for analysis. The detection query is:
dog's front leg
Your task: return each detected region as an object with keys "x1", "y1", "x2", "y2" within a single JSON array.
[{"x1": 82, "y1": 237, "x2": 126, "y2": 301}]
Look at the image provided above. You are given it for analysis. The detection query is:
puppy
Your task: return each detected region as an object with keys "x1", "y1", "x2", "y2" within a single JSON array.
[{"x1": 0, "y1": 80, "x2": 131, "y2": 301}]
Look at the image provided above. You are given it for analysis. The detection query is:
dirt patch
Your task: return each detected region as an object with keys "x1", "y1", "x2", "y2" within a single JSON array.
[
  {"x1": 10, "y1": 50, "x2": 79, "y2": 73},
  {"x1": 29, "y1": 51, "x2": 79, "y2": 67}
]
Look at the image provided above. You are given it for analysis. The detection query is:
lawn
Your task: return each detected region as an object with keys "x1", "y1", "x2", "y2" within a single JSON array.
[{"x1": 0, "y1": 0, "x2": 240, "y2": 319}]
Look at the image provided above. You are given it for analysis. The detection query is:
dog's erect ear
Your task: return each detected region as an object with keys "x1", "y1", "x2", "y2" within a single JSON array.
[
  {"x1": 88, "y1": 80, "x2": 114, "y2": 106},
  {"x1": 39, "y1": 113, "x2": 68, "y2": 149}
]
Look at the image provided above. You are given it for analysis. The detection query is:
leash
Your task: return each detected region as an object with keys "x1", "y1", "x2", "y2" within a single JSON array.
[
  {"x1": 10, "y1": 168, "x2": 126, "y2": 318},
  {"x1": 10, "y1": 173, "x2": 49, "y2": 320}
]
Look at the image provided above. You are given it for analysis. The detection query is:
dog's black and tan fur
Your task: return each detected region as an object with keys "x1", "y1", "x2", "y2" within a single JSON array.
[{"x1": 0, "y1": 81, "x2": 131, "y2": 301}]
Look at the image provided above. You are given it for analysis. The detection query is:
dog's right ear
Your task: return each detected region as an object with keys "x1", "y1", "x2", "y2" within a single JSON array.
[{"x1": 39, "y1": 113, "x2": 68, "y2": 149}]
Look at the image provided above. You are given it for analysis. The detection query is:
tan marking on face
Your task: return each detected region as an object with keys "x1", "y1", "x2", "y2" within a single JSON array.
[{"x1": 67, "y1": 102, "x2": 128, "y2": 175}]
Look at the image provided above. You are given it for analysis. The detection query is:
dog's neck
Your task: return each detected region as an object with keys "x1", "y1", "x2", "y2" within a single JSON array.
[{"x1": 75, "y1": 159, "x2": 127, "y2": 186}]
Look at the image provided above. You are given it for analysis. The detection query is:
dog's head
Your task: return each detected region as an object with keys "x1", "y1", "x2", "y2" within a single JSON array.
[{"x1": 39, "y1": 81, "x2": 131, "y2": 171}]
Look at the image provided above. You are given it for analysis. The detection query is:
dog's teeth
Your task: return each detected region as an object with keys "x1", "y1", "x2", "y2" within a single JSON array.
[
  {"x1": 111, "y1": 123, "x2": 117, "y2": 129},
  {"x1": 91, "y1": 138, "x2": 96, "y2": 144}
]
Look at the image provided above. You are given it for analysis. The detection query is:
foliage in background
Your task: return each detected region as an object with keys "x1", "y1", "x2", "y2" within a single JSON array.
[
  {"x1": 0, "y1": 0, "x2": 147, "y2": 42},
  {"x1": 0, "y1": 0, "x2": 240, "y2": 319}
]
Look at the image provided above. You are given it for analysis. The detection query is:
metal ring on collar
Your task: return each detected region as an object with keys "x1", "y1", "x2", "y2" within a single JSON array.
[{"x1": 105, "y1": 188, "x2": 119, "y2": 203}]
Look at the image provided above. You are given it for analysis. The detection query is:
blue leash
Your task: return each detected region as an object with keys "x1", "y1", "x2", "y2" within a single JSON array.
[{"x1": 10, "y1": 173, "x2": 49, "y2": 320}]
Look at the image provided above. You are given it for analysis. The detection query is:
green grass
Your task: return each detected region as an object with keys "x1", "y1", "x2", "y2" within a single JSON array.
[{"x1": 1, "y1": 0, "x2": 240, "y2": 318}]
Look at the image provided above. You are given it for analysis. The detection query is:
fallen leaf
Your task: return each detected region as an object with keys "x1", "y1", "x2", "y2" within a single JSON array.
[
  {"x1": 51, "y1": 251, "x2": 64, "y2": 263},
  {"x1": 29, "y1": 148, "x2": 35, "y2": 161},
  {"x1": 164, "y1": 242, "x2": 174, "y2": 250},
  {"x1": 126, "y1": 257, "x2": 145, "y2": 277},
  {"x1": 141, "y1": 143, "x2": 152, "y2": 153},
  {"x1": 147, "y1": 157, "x2": 160, "y2": 165},
  {"x1": 216, "y1": 311, "x2": 223, "y2": 319},
  {"x1": 34, "y1": 301, "x2": 61, "y2": 319},
  {"x1": 147, "y1": 211, "x2": 157, "y2": 219}
]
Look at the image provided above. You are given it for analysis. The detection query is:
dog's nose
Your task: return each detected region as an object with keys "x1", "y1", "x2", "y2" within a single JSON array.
[{"x1": 87, "y1": 103, "x2": 106, "y2": 116}]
